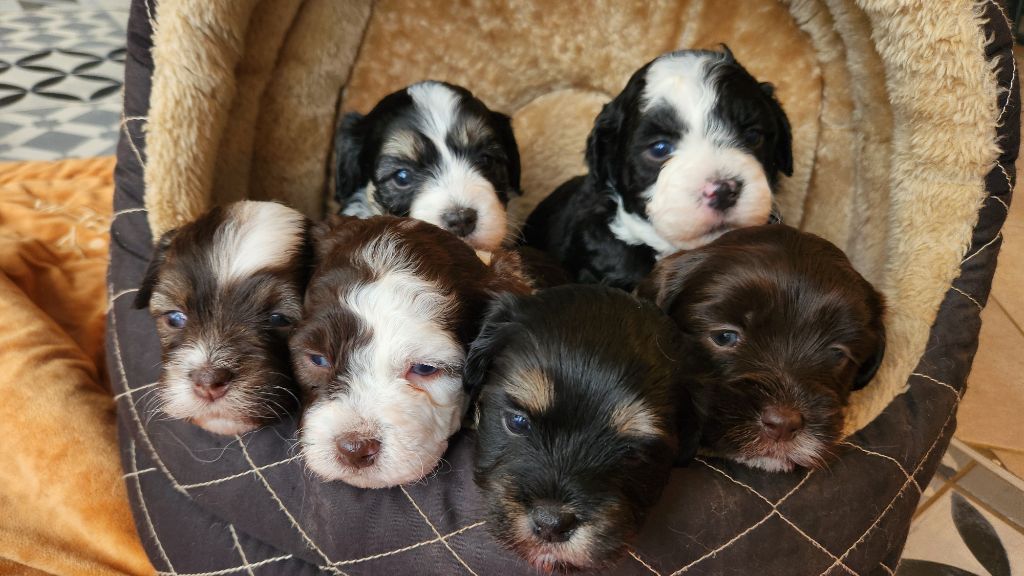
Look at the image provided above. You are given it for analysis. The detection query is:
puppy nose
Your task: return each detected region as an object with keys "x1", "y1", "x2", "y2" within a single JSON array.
[
  {"x1": 702, "y1": 179, "x2": 740, "y2": 211},
  {"x1": 441, "y1": 207, "x2": 478, "y2": 237},
  {"x1": 336, "y1": 435, "x2": 381, "y2": 469},
  {"x1": 190, "y1": 367, "x2": 233, "y2": 401},
  {"x1": 761, "y1": 406, "x2": 804, "y2": 442},
  {"x1": 529, "y1": 502, "x2": 578, "y2": 543}
]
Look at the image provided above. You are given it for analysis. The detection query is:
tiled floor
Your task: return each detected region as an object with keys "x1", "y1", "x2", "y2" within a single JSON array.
[{"x1": 2, "y1": 3, "x2": 1023, "y2": 574}]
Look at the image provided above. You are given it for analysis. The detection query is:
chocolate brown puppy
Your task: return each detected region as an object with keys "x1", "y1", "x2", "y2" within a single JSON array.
[{"x1": 640, "y1": 225, "x2": 885, "y2": 472}]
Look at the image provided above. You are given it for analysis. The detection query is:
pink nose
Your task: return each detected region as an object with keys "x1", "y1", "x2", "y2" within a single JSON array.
[
  {"x1": 336, "y1": 435, "x2": 381, "y2": 469},
  {"x1": 761, "y1": 406, "x2": 804, "y2": 442},
  {"x1": 701, "y1": 179, "x2": 740, "y2": 211},
  {"x1": 190, "y1": 367, "x2": 233, "y2": 401}
]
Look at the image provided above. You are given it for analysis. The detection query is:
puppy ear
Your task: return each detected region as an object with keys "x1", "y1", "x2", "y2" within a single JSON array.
[
  {"x1": 674, "y1": 385, "x2": 703, "y2": 466},
  {"x1": 463, "y1": 294, "x2": 520, "y2": 400},
  {"x1": 719, "y1": 43, "x2": 736, "y2": 62},
  {"x1": 492, "y1": 111, "x2": 522, "y2": 196},
  {"x1": 333, "y1": 112, "x2": 366, "y2": 207},
  {"x1": 853, "y1": 329, "x2": 886, "y2": 391},
  {"x1": 765, "y1": 88, "x2": 794, "y2": 178},
  {"x1": 133, "y1": 228, "x2": 178, "y2": 310},
  {"x1": 486, "y1": 248, "x2": 535, "y2": 295},
  {"x1": 310, "y1": 214, "x2": 360, "y2": 264},
  {"x1": 585, "y1": 96, "x2": 626, "y2": 188},
  {"x1": 638, "y1": 251, "x2": 708, "y2": 313}
]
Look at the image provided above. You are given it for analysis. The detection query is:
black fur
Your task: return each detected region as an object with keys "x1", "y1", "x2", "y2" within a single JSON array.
[
  {"x1": 468, "y1": 285, "x2": 699, "y2": 572},
  {"x1": 523, "y1": 48, "x2": 793, "y2": 291}
]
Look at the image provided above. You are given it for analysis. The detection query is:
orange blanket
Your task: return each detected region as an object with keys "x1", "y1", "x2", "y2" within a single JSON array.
[{"x1": 0, "y1": 158, "x2": 152, "y2": 575}]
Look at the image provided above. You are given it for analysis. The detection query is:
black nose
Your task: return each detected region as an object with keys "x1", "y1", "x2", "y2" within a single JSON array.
[
  {"x1": 441, "y1": 207, "x2": 478, "y2": 237},
  {"x1": 704, "y1": 179, "x2": 741, "y2": 211},
  {"x1": 336, "y1": 435, "x2": 381, "y2": 469},
  {"x1": 190, "y1": 367, "x2": 234, "y2": 401},
  {"x1": 761, "y1": 406, "x2": 804, "y2": 442},
  {"x1": 529, "y1": 502, "x2": 578, "y2": 543}
]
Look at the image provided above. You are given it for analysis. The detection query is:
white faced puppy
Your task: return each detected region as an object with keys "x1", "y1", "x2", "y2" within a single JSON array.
[
  {"x1": 524, "y1": 47, "x2": 793, "y2": 291},
  {"x1": 334, "y1": 80, "x2": 521, "y2": 252},
  {"x1": 134, "y1": 201, "x2": 311, "y2": 435},
  {"x1": 292, "y1": 215, "x2": 529, "y2": 488},
  {"x1": 466, "y1": 285, "x2": 700, "y2": 572}
]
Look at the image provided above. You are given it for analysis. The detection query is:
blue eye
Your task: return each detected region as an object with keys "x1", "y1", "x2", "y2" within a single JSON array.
[
  {"x1": 308, "y1": 354, "x2": 330, "y2": 368},
  {"x1": 410, "y1": 363, "x2": 439, "y2": 377},
  {"x1": 164, "y1": 311, "x2": 187, "y2": 329},
  {"x1": 504, "y1": 411, "x2": 532, "y2": 435},
  {"x1": 710, "y1": 330, "x2": 741, "y2": 348},
  {"x1": 392, "y1": 169, "x2": 412, "y2": 188},
  {"x1": 646, "y1": 140, "x2": 675, "y2": 161},
  {"x1": 269, "y1": 313, "x2": 291, "y2": 327}
]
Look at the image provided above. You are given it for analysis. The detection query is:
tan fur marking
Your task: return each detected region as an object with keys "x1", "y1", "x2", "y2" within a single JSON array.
[
  {"x1": 381, "y1": 131, "x2": 421, "y2": 160},
  {"x1": 503, "y1": 369, "x2": 553, "y2": 414},
  {"x1": 610, "y1": 399, "x2": 662, "y2": 438}
]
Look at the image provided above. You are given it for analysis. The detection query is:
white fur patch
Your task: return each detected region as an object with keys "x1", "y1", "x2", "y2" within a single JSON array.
[
  {"x1": 630, "y1": 53, "x2": 772, "y2": 251},
  {"x1": 300, "y1": 261, "x2": 466, "y2": 488},
  {"x1": 158, "y1": 342, "x2": 259, "y2": 435},
  {"x1": 213, "y1": 201, "x2": 306, "y2": 285}
]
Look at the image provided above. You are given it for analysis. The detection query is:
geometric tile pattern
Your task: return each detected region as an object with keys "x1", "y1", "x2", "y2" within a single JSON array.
[{"x1": 0, "y1": 1, "x2": 128, "y2": 160}]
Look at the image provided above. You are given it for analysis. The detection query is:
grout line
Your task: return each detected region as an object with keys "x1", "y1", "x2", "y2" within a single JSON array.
[
  {"x1": 949, "y1": 485, "x2": 1024, "y2": 535},
  {"x1": 989, "y1": 295, "x2": 1024, "y2": 340},
  {"x1": 913, "y1": 462, "x2": 976, "y2": 521},
  {"x1": 950, "y1": 438, "x2": 1024, "y2": 492}
]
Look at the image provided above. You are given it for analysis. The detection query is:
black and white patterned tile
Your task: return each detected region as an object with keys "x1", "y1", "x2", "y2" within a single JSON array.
[{"x1": 1, "y1": 1, "x2": 128, "y2": 160}]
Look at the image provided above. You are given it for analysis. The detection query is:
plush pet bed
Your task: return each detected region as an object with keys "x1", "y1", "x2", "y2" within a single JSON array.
[{"x1": 108, "y1": 0, "x2": 1018, "y2": 574}]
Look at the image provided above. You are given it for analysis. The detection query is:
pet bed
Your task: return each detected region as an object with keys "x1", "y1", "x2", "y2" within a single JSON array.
[{"x1": 108, "y1": 0, "x2": 1018, "y2": 573}]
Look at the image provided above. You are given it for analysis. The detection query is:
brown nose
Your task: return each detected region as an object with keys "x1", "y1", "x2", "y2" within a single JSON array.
[
  {"x1": 190, "y1": 367, "x2": 233, "y2": 401},
  {"x1": 704, "y1": 179, "x2": 740, "y2": 211},
  {"x1": 529, "y1": 501, "x2": 578, "y2": 543},
  {"x1": 336, "y1": 435, "x2": 381, "y2": 469},
  {"x1": 441, "y1": 207, "x2": 478, "y2": 237},
  {"x1": 761, "y1": 406, "x2": 804, "y2": 442}
]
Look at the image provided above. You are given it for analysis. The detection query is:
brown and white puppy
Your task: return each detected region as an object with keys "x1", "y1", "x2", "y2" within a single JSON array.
[
  {"x1": 466, "y1": 285, "x2": 700, "y2": 572},
  {"x1": 639, "y1": 225, "x2": 885, "y2": 473},
  {"x1": 135, "y1": 201, "x2": 311, "y2": 435},
  {"x1": 291, "y1": 215, "x2": 529, "y2": 488}
]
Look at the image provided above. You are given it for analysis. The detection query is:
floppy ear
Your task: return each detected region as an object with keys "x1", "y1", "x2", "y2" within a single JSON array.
[
  {"x1": 636, "y1": 250, "x2": 708, "y2": 313},
  {"x1": 674, "y1": 385, "x2": 703, "y2": 466},
  {"x1": 133, "y1": 229, "x2": 178, "y2": 310},
  {"x1": 485, "y1": 248, "x2": 536, "y2": 295},
  {"x1": 852, "y1": 329, "x2": 886, "y2": 391},
  {"x1": 762, "y1": 84, "x2": 793, "y2": 178},
  {"x1": 492, "y1": 111, "x2": 522, "y2": 196},
  {"x1": 584, "y1": 95, "x2": 626, "y2": 188},
  {"x1": 719, "y1": 43, "x2": 736, "y2": 62},
  {"x1": 310, "y1": 214, "x2": 361, "y2": 264},
  {"x1": 463, "y1": 294, "x2": 521, "y2": 400},
  {"x1": 333, "y1": 112, "x2": 366, "y2": 207}
]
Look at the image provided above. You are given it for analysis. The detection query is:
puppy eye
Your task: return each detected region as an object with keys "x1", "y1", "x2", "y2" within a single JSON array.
[
  {"x1": 710, "y1": 330, "x2": 741, "y2": 348},
  {"x1": 409, "y1": 363, "x2": 439, "y2": 377},
  {"x1": 392, "y1": 169, "x2": 413, "y2": 188},
  {"x1": 504, "y1": 411, "x2": 532, "y2": 436},
  {"x1": 269, "y1": 313, "x2": 291, "y2": 328},
  {"x1": 308, "y1": 353, "x2": 330, "y2": 368},
  {"x1": 164, "y1": 311, "x2": 187, "y2": 329},
  {"x1": 645, "y1": 140, "x2": 675, "y2": 162},
  {"x1": 829, "y1": 345, "x2": 851, "y2": 366},
  {"x1": 743, "y1": 128, "x2": 764, "y2": 148}
]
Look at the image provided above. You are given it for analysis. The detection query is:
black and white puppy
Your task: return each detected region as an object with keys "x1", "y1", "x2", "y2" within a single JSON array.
[
  {"x1": 134, "y1": 201, "x2": 311, "y2": 435},
  {"x1": 291, "y1": 215, "x2": 530, "y2": 488},
  {"x1": 639, "y1": 225, "x2": 886, "y2": 472},
  {"x1": 334, "y1": 80, "x2": 521, "y2": 252},
  {"x1": 466, "y1": 285, "x2": 700, "y2": 572},
  {"x1": 524, "y1": 47, "x2": 793, "y2": 291}
]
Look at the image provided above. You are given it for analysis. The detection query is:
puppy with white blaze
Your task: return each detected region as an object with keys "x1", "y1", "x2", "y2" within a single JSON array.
[
  {"x1": 523, "y1": 47, "x2": 793, "y2": 291},
  {"x1": 333, "y1": 80, "x2": 521, "y2": 252},
  {"x1": 291, "y1": 215, "x2": 530, "y2": 488},
  {"x1": 134, "y1": 201, "x2": 311, "y2": 436}
]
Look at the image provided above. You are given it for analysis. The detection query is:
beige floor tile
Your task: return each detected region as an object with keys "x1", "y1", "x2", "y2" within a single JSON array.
[
  {"x1": 990, "y1": 196, "x2": 1024, "y2": 325},
  {"x1": 994, "y1": 449, "x2": 1024, "y2": 480},
  {"x1": 957, "y1": 303, "x2": 1024, "y2": 453}
]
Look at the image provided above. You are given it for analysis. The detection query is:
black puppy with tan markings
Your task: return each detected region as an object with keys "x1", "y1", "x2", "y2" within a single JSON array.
[
  {"x1": 135, "y1": 201, "x2": 311, "y2": 435},
  {"x1": 465, "y1": 285, "x2": 700, "y2": 573},
  {"x1": 639, "y1": 225, "x2": 886, "y2": 473}
]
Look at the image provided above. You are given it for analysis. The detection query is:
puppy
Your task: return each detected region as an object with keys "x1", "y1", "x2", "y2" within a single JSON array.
[
  {"x1": 524, "y1": 47, "x2": 792, "y2": 291},
  {"x1": 466, "y1": 285, "x2": 700, "y2": 572},
  {"x1": 291, "y1": 215, "x2": 530, "y2": 488},
  {"x1": 134, "y1": 201, "x2": 311, "y2": 435},
  {"x1": 334, "y1": 80, "x2": 521, "y2": 252},
  {"x1": 639, "y1": 225, "x2": 886, "y2": 473}
]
